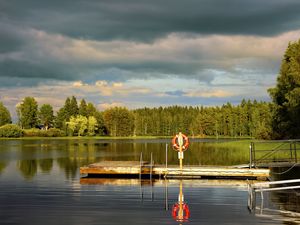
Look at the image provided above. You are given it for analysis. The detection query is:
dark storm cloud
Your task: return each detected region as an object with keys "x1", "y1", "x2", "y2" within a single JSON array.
[
  {"x1": 2, "y1": 0, "x2": 300, "y2": 42},
  {"x1": 0, "y1": 59, "x2": 78, "y2": 83},
  {"x1": 0, "y1": 23, "x2": 27, "y2": 53},
  {"x1": 0, "y1": 0, "x2": 299, "y2": 88}
]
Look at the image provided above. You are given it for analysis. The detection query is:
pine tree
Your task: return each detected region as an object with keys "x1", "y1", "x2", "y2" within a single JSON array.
[
  {"x1": 79, "y1": 99, "x2": 88, "y2": 116},
  {"x1": 269, "y1": 39, "x2": 300, "y2": 138},
  {"x1": 69, "y1": 96, "x2": 79, "y2": 117}
]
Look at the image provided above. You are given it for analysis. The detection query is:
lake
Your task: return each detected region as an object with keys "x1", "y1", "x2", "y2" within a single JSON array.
[{"x1": 0, "y1": 138, "x2": 299, "y2": 225}]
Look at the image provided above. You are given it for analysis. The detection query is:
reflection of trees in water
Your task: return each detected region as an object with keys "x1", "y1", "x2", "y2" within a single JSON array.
[
  {"x1": 17, "y1": 160, "x2": 38, "y2": 179},
  {"x1": 63, "y1": 140, "x2": 249, "y2": 166},
  {"x1": 100, "y1": 141, "x2": 249, "y2": 165},
  {"x1": 17, "y1": 140, "x2": 41, "y2": 179},
  {"x1": 56, "y1": 140, "x2": 103, "y2": 179},
  {"x1": 10, "y1": 139, "x2": 251, "y2": 179},
  {"x1": 56, "y1": 158, "x2": 78, "y2": 179},
  {"x1": 0, "y1": 162, "x2": 7, "y2": 174},
  {"x1": 39, "y1": 158, "x2": 53, "y2": 173}
]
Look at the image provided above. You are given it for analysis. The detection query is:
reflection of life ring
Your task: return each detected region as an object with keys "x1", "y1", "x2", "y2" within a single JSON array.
[
  {"x1": 172, "y1": 203, "x2": 190, "y2": 221},
  {"x1": 172, "y1": 133, "x2": 189, "y2": 151}
]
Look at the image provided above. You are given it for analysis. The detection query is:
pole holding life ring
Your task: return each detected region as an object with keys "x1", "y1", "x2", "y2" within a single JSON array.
[{"x1": 172, "y1": 132, "x2": 189, "y2": 152}]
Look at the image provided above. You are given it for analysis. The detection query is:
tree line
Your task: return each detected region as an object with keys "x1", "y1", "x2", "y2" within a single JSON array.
[
  {"x1": 133, "y1": 101, "x2": 272, "y2": 139},
  {"x1": 1, "y1": 38, "x2": 300, "y2": 139},
  {"x1": 0, "y1": 96, "x2": 272, "y2": 138}
]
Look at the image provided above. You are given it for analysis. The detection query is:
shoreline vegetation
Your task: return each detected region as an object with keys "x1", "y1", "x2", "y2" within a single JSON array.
[{"x1": 0, "y1": 135, "x2": 252, "y2": 140}]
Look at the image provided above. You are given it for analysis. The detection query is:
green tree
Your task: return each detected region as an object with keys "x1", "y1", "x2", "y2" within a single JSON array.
[
  {"x1": 38, "y1": 104, "x2": 54, "y2": 130},
  {"x1": 269, "y1": 39, "x2": 300, "y2": 138},
  {"x1": 79, "y1": 99, "x2": 88, "y2": 116},
  {"x1": 69, "y1": 96, "x2": 79, "y2": 116},
  {"x1": 17, "y1": 97, "x2": 39, "y2": 129},
  {"x1": 77, "y1": 115, "x2": 88, "y2": 136},
  {"x1": 63, "y1": 97, "x2": 72, "y2": 120},
  {"x1": 66, "y1": 115, "x2": 88, "y2": 136},
  {"x1": 86, "y1": 103, "x2": 97, "y2": 116},
  {"x1": 54, "y1": 96, "x2": 78, "y2": 130},
  {"x1": 103, "y1": 107, "x2": 134, "y2": 136},
  {"x1": 87, "y1": 116, "x2": 98, "y2": 136},
  {"x1": 54, "y1": 107, "x2": 66, "y2": 129},
  {"x1": 93, "y1": 111, "x2": 105, "y2": 135},
  {"x1": 0, "y1": 102, "x2": 11, "y2": 126},
  {"x1": 85, "y1": 102, "x2": 105, "y2": 135},
  {"x1": 66, "y1": 116, "x2": 77, "y2": 136}
]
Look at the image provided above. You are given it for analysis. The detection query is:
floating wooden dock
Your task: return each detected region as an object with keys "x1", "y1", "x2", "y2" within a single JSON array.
[{"x1": 80, "y1": 161, "x2": 270, "y2": 180}]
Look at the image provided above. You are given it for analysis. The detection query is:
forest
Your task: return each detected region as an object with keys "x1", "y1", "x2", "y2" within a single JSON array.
[
  {"x1": 1, "y1": 39, "x2": 300, "y2": 139},
  {"x1": 0, "y1": 97, "x2": 274, "y2": 139}
]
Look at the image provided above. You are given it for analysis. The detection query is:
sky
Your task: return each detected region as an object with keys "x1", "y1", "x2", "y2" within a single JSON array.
[{"x1": 1, "y1": 0, "x2": 300, "y2": 117}]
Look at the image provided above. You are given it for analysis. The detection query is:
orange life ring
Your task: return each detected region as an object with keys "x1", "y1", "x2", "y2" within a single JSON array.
[
  {"x1": 172, "y1": 133, "x2": 189, "y2": 151},
  {"x1": 172, "y1": 203, "x2": 190, "y2": 221}
]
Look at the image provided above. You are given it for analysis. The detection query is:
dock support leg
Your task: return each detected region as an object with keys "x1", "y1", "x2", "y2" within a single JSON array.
[
  {"x1": 165, "y1": 144, "x2": 168, "y2": 170},
  {"x1": 150, "y1": 152, "x2": 153, "y2": 182},
  {"x1": 139, "y1": 152, "x2": 143, "y2": 180}
]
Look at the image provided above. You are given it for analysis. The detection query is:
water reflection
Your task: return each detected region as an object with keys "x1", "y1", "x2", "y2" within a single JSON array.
[
  {"x1": 79, "y1": 178, "x2": 265, "y2": 224},
  {"x1": 80, "y1": 177, "x2": 191, "y2": 223},
  {"x1": 55, "y1": 141, "x2": 103, "y2": 179},
  {"x1": 172, "y1": 180, "x2": 190, "y2": 223},
  {"x1": 0, "y1": 139, "x2": 250, "y2": 178},
  {"x1": 3, "y1": 139, "x2": 300, "y2": 225},
  {"x1": 17, "y1": 159, "x2": 38, "y2": 179},
  {"x1": 79, "y1": 177, "x2": 300, "y2": 224},
  {"x1": 0, "y1": 162, "x2": 7, "y2": 174},
  {"x1": 39, "y1": 158, "x2": 53, "y2": 173}
]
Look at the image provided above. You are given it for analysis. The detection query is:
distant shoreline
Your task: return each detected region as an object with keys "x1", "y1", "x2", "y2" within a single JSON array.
[{"x1": 0, "y1": 135, "x2": 252, "y2": 140}]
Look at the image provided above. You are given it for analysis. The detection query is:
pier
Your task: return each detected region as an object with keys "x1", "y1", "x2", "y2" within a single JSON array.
[{"x1": 80, "y1": 161, "x2": 270, "y2": 180}]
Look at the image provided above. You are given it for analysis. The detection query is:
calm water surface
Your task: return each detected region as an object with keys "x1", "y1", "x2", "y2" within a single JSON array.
[{"x1": 0, "y1": 139, "x2": 299, "y2": 225}]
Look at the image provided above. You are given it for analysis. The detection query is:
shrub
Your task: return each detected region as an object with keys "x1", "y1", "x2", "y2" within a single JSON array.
[
  {"x1": 0, "y1": 124, "x2": 24, "y2": 138},
  {"x1": 23, "y1": 128, "x2": 64, "y2": 137},
  {"x1": 45, "y1": 128, "x2": 64, "y2": 137},
  {"x1": 23, "y1": 128, "x2": 42, "y2": 137}
]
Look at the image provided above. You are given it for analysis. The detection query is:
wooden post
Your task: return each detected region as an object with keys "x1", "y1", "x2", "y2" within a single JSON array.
[
  {"x1": 178, "y1": 132, "x2": 184, "y2": 170},
  {"x1": 179, "y1": 149, "x2": 183, "y2": 170}
]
